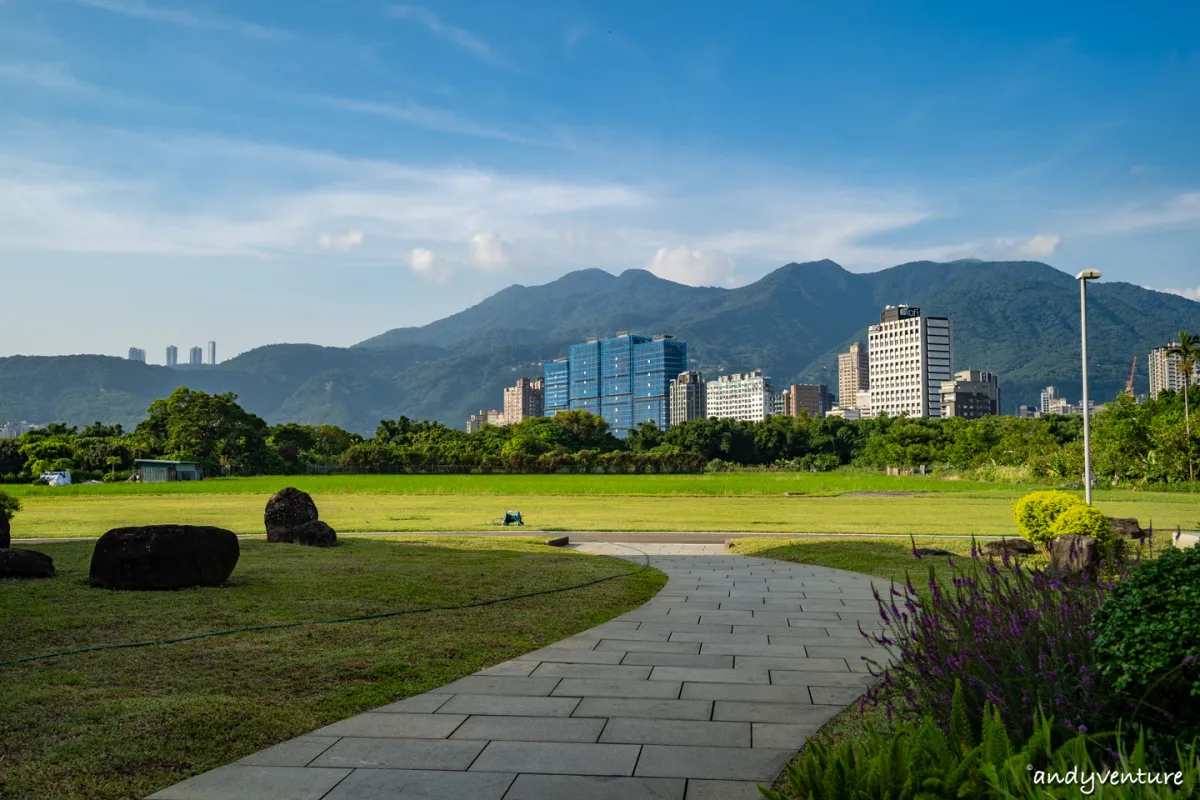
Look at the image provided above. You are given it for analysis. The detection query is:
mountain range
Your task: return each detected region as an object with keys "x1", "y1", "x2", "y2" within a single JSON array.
[{"x1": 2, "y1": 260, "x2": 1198, "y2": 434}]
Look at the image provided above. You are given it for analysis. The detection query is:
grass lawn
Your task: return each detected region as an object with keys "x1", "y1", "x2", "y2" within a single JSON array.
[
  {"x1": 8, "y1": 486, "x2": 1198, "y2": 540},
  {"x1": 0, "y1": 536, "x2": 665, "y2": 800}
]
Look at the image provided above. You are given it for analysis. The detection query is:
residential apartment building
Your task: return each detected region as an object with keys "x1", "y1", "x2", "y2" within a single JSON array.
[
  {"x1": 1149, "y1": 342, "x2": 1199, "y2": 399},
  {"x1": 127, "y1": 347, "x2": 146, "y2": 362},
  {"x1": 1018, "y1": 405, "x2": 1040, "y2": 419},
  {"x1": 706, "y1": 370, "x2": 774, "y2": 422},
  {"x1": 837, "y1": 342, "x2": 869, "y2": 408},
  {"x1": 503, "y1": 377, "x2": 544, "y2": 424},
  {"x1": 465, "y1": 409, "x2": 505, "y2": 433},
  {"x1": 207, "y1": 341, "x2": 217, "y2": 365},
  {"x1": 866, "y1": 305, "x2": 953, "y2": 418},
  {"x1": 783, "y1": 383, "x2": 836, "y2": 418},
  {"x1": 940, "y1": 370, "x2": 1001, "y2": 419},
  {"x1": 1039, "y1": 386, "x2": 1058, "y2": 415},
  {"x1": 546, "y1": 333, "x2": 686, "y2": 436},
  {"x1": 668, "y1": 371, "x2": 706, "y2": 426},
  {"x1": 0, "y1": 421, "x2": 41, "y2": 439},
  {"x1": 826, "y1": 406, "x2": 861, "y2": 420},
  {"x1": 165, "y1": 345, "x2": 178, "y2": 367},
  {"x1": 189, "y1": 346, "x2": 203, "y2": 365}
]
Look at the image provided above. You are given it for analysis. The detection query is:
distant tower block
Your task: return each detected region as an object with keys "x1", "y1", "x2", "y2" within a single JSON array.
[{"x1": 207, "y1": 341, "x2": 217, "y2": 365}]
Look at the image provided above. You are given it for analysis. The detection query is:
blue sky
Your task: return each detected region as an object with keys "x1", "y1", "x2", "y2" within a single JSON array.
[{"x1": 2, "y1": 0, "x2": 1198, "y2": 361}]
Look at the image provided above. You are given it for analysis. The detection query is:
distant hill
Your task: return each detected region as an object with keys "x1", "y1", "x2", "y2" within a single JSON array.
[{"x1": 2, "y1": 260, "x2": 1198, "y2": 433}]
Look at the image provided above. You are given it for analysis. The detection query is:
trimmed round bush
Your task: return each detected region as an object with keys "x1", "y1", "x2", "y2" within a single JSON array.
[
  {"x1": 1050, "y1": 504, "x2": 1123, "y2": 560},
  {"x1": 1092, "y1": 546, "x2": 1200, "y2": 725},
  {"x1": 1012, "y1": 490, "x2": 1084, "y2": 551}
]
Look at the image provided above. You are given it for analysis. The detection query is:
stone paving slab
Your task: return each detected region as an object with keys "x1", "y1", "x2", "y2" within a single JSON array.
[{"x1": 147, "y1": 551, "x2": 889, "y2": 799}]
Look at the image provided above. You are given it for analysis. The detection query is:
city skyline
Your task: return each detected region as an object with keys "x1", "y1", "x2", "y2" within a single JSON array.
[{"x1": 2, "y1": 2, "x2": 1199, "y2": 359}]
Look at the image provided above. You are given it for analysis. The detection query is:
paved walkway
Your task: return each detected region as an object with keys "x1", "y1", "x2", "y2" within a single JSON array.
[{"x1": 148, "y1": 552, "x2": 893, "y2": 800}]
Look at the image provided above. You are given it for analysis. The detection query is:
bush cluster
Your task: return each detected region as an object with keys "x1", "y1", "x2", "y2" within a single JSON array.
[
  {"x1": 1092, "y1": 546, "x2": 1200, "y2": 733},
  {"x1": 0, "y1": 490, "x2": 19, "y2": 521},
  {"x1": 1012, "y1": 490, "x2": 1085, "y2": 551}
]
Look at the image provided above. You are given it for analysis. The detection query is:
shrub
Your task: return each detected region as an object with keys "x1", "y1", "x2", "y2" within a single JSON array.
[
  {"x1": 765, "y1": 681, "x2": 1200, "y2": 799},
  {"x1": 862, "y1": 543, "x2": 1115, "y2": 744},
  {"x1": 1051, "y1": 504, "x2": 1125, "y2": 562},
  {"x1": 0, "y1": 489, "x2": 19, "y2": 521},
  {"x1": 1013, "y1": 490, "x2": 1085, "y2": 551},
  {"x1": 1092, "y1": 547, "x2": 1200, "y2": 733}
]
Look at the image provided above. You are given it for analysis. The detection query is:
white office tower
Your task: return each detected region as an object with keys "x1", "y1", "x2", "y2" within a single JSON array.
[
  {"x1": 166, "y1": 345, "x2": 178, "y2": 366},
  {"x1": 207, "y1": 341, "x2": 217, "y2": 365},
  {"x1": 866, "y1": 305, "x2": 953, "y2": 418},
  {"x1": 705, "y1": 370, "x2": 774, "y2": 422},
  {"x1": 1040, "y1": 386, "x2": 1058, "y2": 415}
]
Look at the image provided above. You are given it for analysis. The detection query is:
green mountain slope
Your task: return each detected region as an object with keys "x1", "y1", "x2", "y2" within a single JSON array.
[{"x1": 2, "y1": 260, "x2": 1197, "y2": 432}]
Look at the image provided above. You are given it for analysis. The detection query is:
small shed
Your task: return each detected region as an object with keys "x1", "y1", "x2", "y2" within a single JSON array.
[{"x1": 135, "y1": 459, "x2": 205, "y2": 483}]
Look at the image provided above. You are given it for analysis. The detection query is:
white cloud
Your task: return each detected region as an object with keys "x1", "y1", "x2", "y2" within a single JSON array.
[
  {"x1": 407, "y1": 247, "x2": 449, "y2": 282},
  {"x1": 387, "y1": 5, "x2": 499, "y2": 64},
  {"x1": 468, "y1": 231, "x2": 510, "y2": 270},
  {"x1": 321, "y1": 96, "x2": 548, "y2": 145},
  {"x1": 1013, "y1": 233, "x2": 1062, "y2": 258},
  {"x1": 1160, "y1": 286, "x2": 1200, "y2": 302},
  {"x1": 65, "y1": 0, "x2": 288, "y2": 39},
  {"x1": 644, "y1": 245, "x2": 739, "y2": 287},
  {"x1": 1097, "y1": 192, "x2": 1200, "y2": 234},
  {"x1": 317, "y1": 230, "x2": 363, "y2": 251}
]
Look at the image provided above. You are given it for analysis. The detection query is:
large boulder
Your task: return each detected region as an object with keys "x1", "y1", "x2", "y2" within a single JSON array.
[
  {"x1": 1109, "y1": 517, "x2": 1144, "y2": 539},
  {"x1": 90, "y1": 525, "x2": 239, "y2": 590},
  {"x1": 292, "y1": 519, "x2": 337, "y2": 548},
  {"x1": 0, "y1": 513, "x2": 9, "y2": 548},
  {"x1": 1049, "y1": 534, "x2": 1101, "y2": 577},
  {"x1": 0, "y1": 548, "x2": 54, "y2": 579},
  {"x1": 264, "y1": 487, "x2": 319, "y2": 543},
  {"x1": 983, "y1": 538, "x2": 1037, "y2": 557}
]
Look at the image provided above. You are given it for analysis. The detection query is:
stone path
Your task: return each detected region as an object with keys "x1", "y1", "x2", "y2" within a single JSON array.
[{"x1": 148, "y1": 552, "x2": 893, "y2": 800}]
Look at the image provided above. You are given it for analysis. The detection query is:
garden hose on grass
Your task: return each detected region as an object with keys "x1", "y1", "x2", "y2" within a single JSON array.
[{"x1": 0, "y1": 535, "x2": 652, "y2": 668}]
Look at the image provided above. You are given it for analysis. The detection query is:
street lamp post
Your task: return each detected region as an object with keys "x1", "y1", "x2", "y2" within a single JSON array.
[{"x1": 1076, "y1": 269, "x2": 1102, "y2": 504}]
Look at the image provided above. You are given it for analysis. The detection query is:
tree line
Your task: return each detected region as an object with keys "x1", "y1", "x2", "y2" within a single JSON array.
[{"x1": 0, "y1": 384, "x2": 1197, "y2": 485}]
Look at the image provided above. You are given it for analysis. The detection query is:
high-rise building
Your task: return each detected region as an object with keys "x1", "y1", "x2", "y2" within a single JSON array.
[
  {"x1": 866, "y1": 305, "x2": 952, "y2": 418},
  {"x1": 551, "y1": 333, "x2": 686, "y2": 437},
  {"x1": 189, "y1": 346, "x2": 203, "y2": 365},
  {"x1": 543, "y1": 359, "x2": 570, "y2": 415},
  {"x1": 1039, "y1": 386, "x2": 1058, "y2": 415},
  {"x1": 786, "y1": 384, "x2": 835, "y2": 418},
  {"x1": 503, "y1": 377, "x2": 544, "y2": 425},
  {"x1": 837, "y1": 342, "x2": 869, "y2": 408},
  {"x1": 207, "y1": 341, "x2": 217, "y2": 365},
  {"x1": 466, "y1": 410, "x2": 505, "y2": 433},
  {"x1": 165, "y1": 345, "x2": 178, "y2": 367},
  {"x1": 127, "y1": 347, "x2": 146, "y2": 362},
  {"x1": 1018, "y1": 405, "x2": 1040, "y2": 418},
  {"x1": 1149, "y1": 342, "x2": 1200, "y2": 399},
  {"x1": 669, "y1": 371, "x2": 706, "y2": 426},
  {"x1": 706, "y1": 370, "x2": 774, "y2": 422},
  {"x1": 940, "y1": 370, "x2": 1001, "y2": 419}
]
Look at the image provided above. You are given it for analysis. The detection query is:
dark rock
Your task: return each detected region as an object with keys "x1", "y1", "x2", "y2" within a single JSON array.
[
  {"x1": 545, "y1": 536, "x2": 569, "y2": 547},
  {"x1": 1049, "y1": 534, "x2": 1101, "y2": 576},
  {"x1": 914, "y1": 547, "x2": 952, "y2": 556},
  {"x1": 1109, "y1": 517, "x2": 1144, "y2": 539},
  {"x1": 0, "y1": 548, "x2": 55, "y2": 579},
  {"x1": 264, "y1": 487, "x2": 319, "y2": 543},
  {"x1": 90, "y1": 525, "x2": 239, "y2": 590},
  {"x1": 0, "y1": 513, "x2": 9, "y2": 548},
  {"x1": 292, "y1": 519, "x2": 337, "y2": 548},
  {"x1": 983, "y1": 538, "x2": 1038, "y2": 557}
]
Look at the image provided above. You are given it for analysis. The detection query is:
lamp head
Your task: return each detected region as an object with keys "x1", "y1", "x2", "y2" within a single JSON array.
[{"x1": 1075, "y1": 269, "x2": 1102, "y2": 281}]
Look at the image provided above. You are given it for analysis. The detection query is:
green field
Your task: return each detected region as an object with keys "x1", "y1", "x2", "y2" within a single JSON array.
[
  {"x1": 6, "y1": 473, "x2": 1197, "y2": 540},
  {"x1": 0, "y1": 536, "x2": 664, "y2": 800}
]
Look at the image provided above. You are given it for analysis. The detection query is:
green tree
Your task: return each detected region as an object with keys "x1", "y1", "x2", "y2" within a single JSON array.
[
  {"x1": 132, "y1": 388, "x2": 273, "y2": 475},
  {"x1": 1167, "y1": 330, "x2": 1198, "y2": 482}
]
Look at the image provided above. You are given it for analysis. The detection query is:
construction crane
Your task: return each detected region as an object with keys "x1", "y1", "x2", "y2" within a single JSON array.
[{"x1": 1125, "y1": 355, "x2": 1137, "y2": 396}]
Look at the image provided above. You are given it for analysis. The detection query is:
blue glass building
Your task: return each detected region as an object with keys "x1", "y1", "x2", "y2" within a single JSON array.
[
  {"x1": 543, "y1": 333, "x2": 686, "y2": 436},
  {"x1": 543, "y1": 359, "x2": 570, "y2": 415}
]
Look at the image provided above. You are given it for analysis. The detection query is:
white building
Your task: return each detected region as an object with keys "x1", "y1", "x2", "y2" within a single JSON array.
[
  {"x1": 166, "y1": 345, "x2": 178, "y2": 367},
  {"x1": 127, "y1": 347, "x2": 146, "y2": 362},
  {"x1": 705, "y1": 370, "x2": 774, "y2": 422},
  {"x1": 207, "y1": 341, "x2": 217, "y2": 365},
  {"x1": 189, "y1": 346, "x2": 203, "y2": 365},
  {"x1": 668, "y1": 371, "x2": 706, "y2": 426},
  {"x1": 866, "y1": 305, "x2": 952, "y2": 418},
  {"x1": 1040, "y1": 386, "x2": 1058, "y2": 415},
  {"x1": 826, "y1": 406, "x2": 862, "y2": 420},
  {"x1": 1149, "y1": 343, "x2": 1199, "y2": 399}
]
